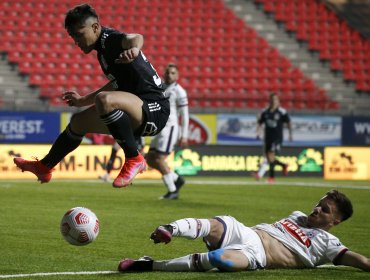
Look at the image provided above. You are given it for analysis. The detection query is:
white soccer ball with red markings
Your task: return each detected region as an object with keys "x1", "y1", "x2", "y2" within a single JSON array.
[{"x1": 60, "y1": 207, "x2": 100, "y2": 246}]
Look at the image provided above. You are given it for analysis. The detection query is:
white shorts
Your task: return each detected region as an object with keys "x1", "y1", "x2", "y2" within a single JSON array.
[
  {"x1": 149, "y1": 123, "x2": 179, "y2": 154},
  {"x1": 214, "y1": 215, "x2": 267, "y2": 270}
]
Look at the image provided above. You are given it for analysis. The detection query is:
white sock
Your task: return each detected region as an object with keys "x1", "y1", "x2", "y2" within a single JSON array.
[
  {"x1": 153, "y1": 253, "x2": 213, "y2": 272},
  {"x1": 170, "y1": 218, "x2": 210, "y2": 239},
  {"x1": 258, "y1": 160, "x2": 269, "y2": 178},
  {"x1": 170, "y1": 171, "x2": 179, "y2": 182},
  {"x1": 162, "y1": 173, "x2": 176, "y2": 192}
]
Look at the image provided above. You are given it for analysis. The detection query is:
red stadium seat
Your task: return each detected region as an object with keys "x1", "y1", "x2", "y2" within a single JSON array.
[{"x1": 0, "y1": 0, "x2": 339, "y2": 109}]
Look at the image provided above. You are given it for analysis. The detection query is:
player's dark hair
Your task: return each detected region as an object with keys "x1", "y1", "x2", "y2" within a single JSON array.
[
  {"x1": 64, "y1": 3, "x2": 99, "y2": 30},
  {"x1": 269, "y1": 93, "x2": 277, "y2": 99},
  {"x1": 326, "y1": 190, "x2": 353, "y2": 222},
  {"x1": 165, "y1": 63, "x2": 178, "y2": 71}
]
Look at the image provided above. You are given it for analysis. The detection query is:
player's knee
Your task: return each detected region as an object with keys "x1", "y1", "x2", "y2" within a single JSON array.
[
  {"x1": 95, "y1": 91, "x2": 110, "y2": 108},
  {"x1": 68, "y1": 116, "x2": 84, "y2": 136},
  {"x1": 208, "y1": 249, "x2": 235, "y2": 271}
]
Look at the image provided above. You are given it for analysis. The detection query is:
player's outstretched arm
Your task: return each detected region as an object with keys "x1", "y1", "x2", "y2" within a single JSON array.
[{"x1": 337, "y1": 251, "x2": 370, "y2": 272}]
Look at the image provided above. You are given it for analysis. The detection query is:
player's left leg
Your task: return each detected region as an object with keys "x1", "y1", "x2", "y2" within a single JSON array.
[
  {"x1": 95, "y1": 91, "x2": 146, "y2": 187},
  {"x1": 267, "y1": 151, "x2": 276, "y2": 182},
  {"x1": 118, "y1": 249, "x2": 249, "y2": 272}
]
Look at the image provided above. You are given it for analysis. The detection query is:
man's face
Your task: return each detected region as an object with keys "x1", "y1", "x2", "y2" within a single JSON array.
[
  {"x1": 269, "y1": 95, "x2": 280, "y2": 108},
  {"x1": 68, "y1": 19, "x2": 99, "y2": 54},
  {"x1": 164, "y1": 66, "x2": 179, "y2": 84},
  {"x1": 307, "y1": 196, "x2": 341, "y2": 230}
]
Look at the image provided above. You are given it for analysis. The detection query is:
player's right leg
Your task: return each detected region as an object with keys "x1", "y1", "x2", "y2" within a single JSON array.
[
  {"x1": 14, "y1": 107, "x2": 108, "y2": 183},
  {"x1": 13, "y1": 157, "x2": 54, "y2": 183}
]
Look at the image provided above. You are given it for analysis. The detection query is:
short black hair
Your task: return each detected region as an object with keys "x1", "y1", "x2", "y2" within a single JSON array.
[
  {"x1": 64, "y1": 3, "x2": 99, "y2": 30},
  {"x1": 326, "y1": 190, "x2": 353, "y2": 222},
  {"x1": 165, "y1": 63, "x2": 178, "y2": 71}
]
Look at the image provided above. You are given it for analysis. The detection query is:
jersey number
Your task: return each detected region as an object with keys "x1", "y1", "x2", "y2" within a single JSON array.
[{"x1": 141, "y1": 52, "x2": 161, "y2": 86}]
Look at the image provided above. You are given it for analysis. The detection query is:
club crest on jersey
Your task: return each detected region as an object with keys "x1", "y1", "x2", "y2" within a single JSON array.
[{"x1": 279, "y1": 219, "x2": 312, "y2": 248}]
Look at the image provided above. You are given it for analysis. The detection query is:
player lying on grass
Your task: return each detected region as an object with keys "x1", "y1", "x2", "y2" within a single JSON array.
[{"x1": 118, "y1": 190, "x2": 370, "y2": 272}]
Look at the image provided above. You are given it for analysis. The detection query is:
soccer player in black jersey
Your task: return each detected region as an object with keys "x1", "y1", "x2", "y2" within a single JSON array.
[
  {"x1": 255, "y1": 93, "x2": 292, "y2": 183},
  {"x1": 13, "y1": 4, "x2": 170, "y2": 188}
]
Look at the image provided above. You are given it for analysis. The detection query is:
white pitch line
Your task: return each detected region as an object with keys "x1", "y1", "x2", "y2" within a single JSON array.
[
  {"x1": 0, "y1": 270, "x2": 118, "y2": 279},
  {"x1": 2, "y1": 179, "x2": 370, "y2": 190}
]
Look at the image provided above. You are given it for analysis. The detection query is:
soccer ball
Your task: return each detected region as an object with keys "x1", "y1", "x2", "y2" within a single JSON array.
[{"x1": 60, "y1": 207, "x2": 100, "y2": 246}]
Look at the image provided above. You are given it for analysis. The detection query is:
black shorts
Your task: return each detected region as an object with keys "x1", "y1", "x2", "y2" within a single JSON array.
[
  {"x1": 264, "y1": 140, "x2": 282, "y2": 154},
  {"x1": 135, "y1": 98, "x2": 170, "y2": 137}
]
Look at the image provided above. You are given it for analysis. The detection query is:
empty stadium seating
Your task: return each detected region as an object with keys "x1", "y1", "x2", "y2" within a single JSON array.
[
  {"x1": 0, "y1": 0, "x2": 338, "y2": 110},
  {"x1": 257, "y1": 0, "x2": 370, "y2": 92}
]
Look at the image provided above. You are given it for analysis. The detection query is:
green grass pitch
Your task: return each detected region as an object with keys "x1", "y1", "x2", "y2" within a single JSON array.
[{"x1": 0, "y1": 177, "x2": 369, "y2": 280}]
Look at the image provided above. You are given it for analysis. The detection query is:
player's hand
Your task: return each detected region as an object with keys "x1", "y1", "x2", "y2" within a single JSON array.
[
  {"x1": 62, "y1": 91, "x2": 83, "y2": 107},
  {"x1": 115, "y1": 47, "x2": 139, "y2": 64}
]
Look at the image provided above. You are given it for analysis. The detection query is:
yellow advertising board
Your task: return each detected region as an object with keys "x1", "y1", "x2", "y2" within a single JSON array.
[
  {"x1": 0, "y1": 144, "x2": 164, "y2": 179},
  {"x1": 324, "y1": 147, "x2": 370, "y2": 180}
]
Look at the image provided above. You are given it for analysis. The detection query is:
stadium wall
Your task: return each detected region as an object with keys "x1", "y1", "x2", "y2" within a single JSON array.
[{"x1": 1, "y1": 112, "x2": 370, "y2": 179}]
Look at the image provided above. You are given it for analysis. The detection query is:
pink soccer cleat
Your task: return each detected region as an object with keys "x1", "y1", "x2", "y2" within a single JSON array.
[
  {"x1": 251, "y1": 172, "x2": 261, "y2": 181},
  {"x1": 113, "y1": 153, "x2": 146, "y2": 188},
  {"x1": 267, "y1": 177, "x2": 275, "y2": 184},
  {"x1": 118, "y1": 259, "x2": 136, "y2": 272},
  {"x1": 13, "y1": 157, "x2": 53, "y2": 183},
  {"x1": 150, "y1": 225, "x2": 173, "y2": 244},
  {"x1": 118, "y1": 256, "x2": 153, "y2": 272}
]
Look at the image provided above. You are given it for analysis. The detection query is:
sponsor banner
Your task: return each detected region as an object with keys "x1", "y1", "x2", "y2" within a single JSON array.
[
  {"x1": 290, "y1": 116, "x2": 341, "y2": 146},
  {"x1": 0, "y1": 112, "x2": 60, "y2": 143},
  {"x1": 61, "y1": 112, "x2": 217, "y2": 145},
  {"x1": 2, "y1": 144, "x2": 323, "y2": 179},
  {"x1": 188, "y1": 114, "x2": 216, "y2": 145},
  {"x1": 324, "y1": 147, "x2": 370, "y2": 180},
  {"x1": 342, "y1": 116, "x2": 370, "y2": 146},
  {"x1": 217, "y1": 114, "x2": 259, "y2": 145},
  {"x1": 174, "y1": 145, "x2": 324, "y2": 177},
  {"x1": 217, "y1": 114, "x2": 341, "y2": 146},
  {"x1": 0, "y1": 144, "x2": 162, "y2": 179}
]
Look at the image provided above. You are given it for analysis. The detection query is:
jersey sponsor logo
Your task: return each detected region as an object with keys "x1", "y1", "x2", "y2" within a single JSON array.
[
  {"x1": 143, "y1": 122, "x2": 158, "y2": 136},
  {"x1": 148, "y1": 102, "x2": 161, "y2": 112},
  {"x1": 278, "y1": 219, "x2": 312, "y2": 248}
]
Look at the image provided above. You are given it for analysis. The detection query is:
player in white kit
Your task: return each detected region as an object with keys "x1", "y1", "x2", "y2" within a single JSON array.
[
  {"x1": 146, "y1": 63, "x2": 189, "y2": 200},
  {"x1": 118, "y1": 190, "x2": 370, "y2": 273}
]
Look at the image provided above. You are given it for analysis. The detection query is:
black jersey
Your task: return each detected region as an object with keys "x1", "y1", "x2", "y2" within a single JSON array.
[
  {"x1": 94, "y1": 27, "x2": 165, "y2": 101},
  {"x1": 258, "y1": 107, "x2": 290, "y2": 143}
]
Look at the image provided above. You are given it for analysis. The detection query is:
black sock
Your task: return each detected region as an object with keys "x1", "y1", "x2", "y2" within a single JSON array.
[
  {"x1": 41, "y1": 125, "x2": 83, "y2": 168},
  {"x1": 130, "y1": 260, "x2": 153, "y2": 271},
  {"x1": 106, "y1": 147, "x2": 118, "y2": 173},
  {"x1": 269, "y1": 162, "x2": 275, "y2": 178},
  {"x1": 101, "y1": 109, "x2": 138, "y2": 158}
]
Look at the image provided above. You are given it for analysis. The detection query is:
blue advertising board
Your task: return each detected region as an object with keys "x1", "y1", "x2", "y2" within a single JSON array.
[
  {"x1": 342, "y1": 116, "x2": 370, "y2": 146},
  {"x1": 217, "y1": 114, "x2": 341, "y2": 146},
  {"x1": 0, "y1": 112, "x2": 60, "y2": 143}
]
